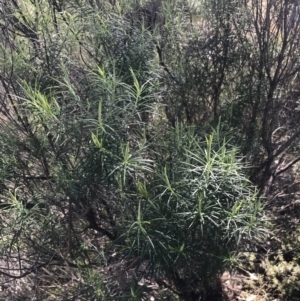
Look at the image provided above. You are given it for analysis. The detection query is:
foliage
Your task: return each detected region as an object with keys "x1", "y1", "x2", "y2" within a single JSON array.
[
  {"x1": 0, "y1": 56, "x2": 266, "y2": 299},
  {"x1": 2, "y1": 0, "x2": 300, "y2": 300},
  {"x1": 156, "y1": 0, "x2": 300, "y2": 192},
  {"x1": 120, "y1": 123, "x2": 266, "y2": 299}
]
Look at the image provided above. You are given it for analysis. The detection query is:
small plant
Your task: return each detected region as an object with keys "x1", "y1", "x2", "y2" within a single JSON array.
[{"x1": 122, "y1": 123, "x2": 267, "y2": 299}]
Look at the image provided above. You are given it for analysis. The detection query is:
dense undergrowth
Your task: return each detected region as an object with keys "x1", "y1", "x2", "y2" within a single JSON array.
[{"x1": 0, "y1": 0, "x2": 300, "y2": 300}]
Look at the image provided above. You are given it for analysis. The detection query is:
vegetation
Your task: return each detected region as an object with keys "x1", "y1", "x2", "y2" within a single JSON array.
[{"x1": 0, "y1": 0, "x2": 299, "y2": 300}]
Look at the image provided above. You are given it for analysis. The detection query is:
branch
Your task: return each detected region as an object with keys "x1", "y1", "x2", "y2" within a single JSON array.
[
  {"x1": 274, "y1": 128, "x2": 300, "y2": 157},
  {"x1": 0, "y1": 259, "x2": 51, "y2": 279},
  {"x1": 275, "y1": 156, "x2": 300, "y2": 177}
]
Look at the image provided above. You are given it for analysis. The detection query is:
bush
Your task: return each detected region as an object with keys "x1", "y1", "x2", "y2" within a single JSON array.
[
  {"x1": 0, "y1": 0, "x2": 267, "y2": 300},
  {"x1": 119, "y1": 122, "x2": 266, "y2": 299},
  {"x1": 0, "y1": 61, "x2": 266, "y2": 299}
]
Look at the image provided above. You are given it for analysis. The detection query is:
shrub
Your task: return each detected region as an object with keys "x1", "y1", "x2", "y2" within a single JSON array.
[
  {"x1": 0, "y1": 0, "x2": 267, "y2": 300},
  {"x1": 120, "y1": 122, "x2": 266, "y2": 299}
]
